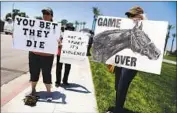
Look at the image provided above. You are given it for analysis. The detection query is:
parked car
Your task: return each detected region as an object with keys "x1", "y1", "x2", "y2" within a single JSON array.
[
  {"x1": 0, "y1": 19, "x2": 5, "y2": 32},
  {"x1": 4, "y1": 19, "x2": 13, "y2": 35}
]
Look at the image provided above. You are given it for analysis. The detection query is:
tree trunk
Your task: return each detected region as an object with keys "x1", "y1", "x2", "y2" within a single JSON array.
[
  {"x1": 164, "y1": 38, "x2": 168, "y2": 53},
  {"x1": 92, "y1": 19, "x2": 95, "y2": 31},
  {"x1": 92, "y1": 15, "x2": 96, "y2": 31},
  {"x1": 164, "y1": 31, "x2": 170, "y2": 54},
  {"x1": 170, "y1": 38, "x2": 174, "y2": 53},
  {"x1": 92, "y1": 19, "x2": 97, "y2": 32},
  {"x1": 75, "y1": 25, "x2": 77, "y2": 31}
]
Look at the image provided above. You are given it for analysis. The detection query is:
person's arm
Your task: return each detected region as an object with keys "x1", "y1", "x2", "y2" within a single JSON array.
[{"x1": 58, "y1": 36, "x2": 63, "y2": 48}]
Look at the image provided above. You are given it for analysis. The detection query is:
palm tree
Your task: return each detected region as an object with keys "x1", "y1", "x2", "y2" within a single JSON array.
[
  {"x1": 12, "y1": 9, "x2": 20, "y2": 13},
  {"x1": 164, "y1": 25, "x2": 175, "y2": 53},
  {"x1": 170, "y1": 33, "x2": 176, "y2": 53},
  {"x1": 74, "y1": 21, "x2": 79, "y2": 31},
  {"x1": 58, "y1": 21, "x2": 61, "y2": 24},
  {"x1": 5, "y1": 13, "x2": 12, "y2": 21},
  {"x1": 5, "y1": 9, "x2": 29, "y2": 21},
  {"x1": 12, "y1": 9, "x2": 20, "y2": 21},
  {"x1": 35, "y1": 16, "x2": 43, "y2": 20},
  {"x1": 92, "y1": 7, "x2": 101, "y2": 32},
  {"x1": 67, "y1": 22, "x2": 74, "y2": 27},
  {"x1": 61, "y1": 19, "x2": 68, "y2": 26},
  {"x1": 83, "y1": 22, "x2": 86, "y2": 29},
  {"x1": 79, "y1": 22, "x2": 83, "y2": 31},
  {"x1": 19, "y1": 12, "x2": 26, "y2": 17}
]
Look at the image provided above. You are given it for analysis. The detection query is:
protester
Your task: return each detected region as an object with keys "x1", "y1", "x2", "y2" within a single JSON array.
[
  {"x1": 28, "y1": 7, "x2": 55, "y2": 101},
  {"x1": 80, "y1": 28, "x2": 94, "y2": 56},
  {"x1": 87, "y1": 31, "x2": 94, "y2": 56},
  {"x1": 55, "y1": 23, "x2": 74, "y2": 87},
  {"x1": 106, "y1": 6, "x2": 147, "y2": 113}
]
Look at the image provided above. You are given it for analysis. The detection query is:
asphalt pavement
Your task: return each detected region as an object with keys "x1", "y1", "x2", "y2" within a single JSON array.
[{"x1": 1, "y1": 34, "x2": 29, "y2": 86}]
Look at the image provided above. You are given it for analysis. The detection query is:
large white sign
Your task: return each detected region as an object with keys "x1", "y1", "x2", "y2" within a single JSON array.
[
  {"x1": 13, "y1": 16, "x2": 61, "y2": 54},
  {"x1": 92, "y1": 16, "x2": 168, "y2": 74},
  {"x1": 60, "y1": 31, "x2": 89, "y2": 64}
]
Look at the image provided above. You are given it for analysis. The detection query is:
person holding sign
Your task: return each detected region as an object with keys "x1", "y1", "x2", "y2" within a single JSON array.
[
  {"x1": 28, "y1": 7, "x2": 54, "y2": 101},
  {"x1": 55, "y1": 24, "x2": 75, "y2": 87},
  {"x1": 107, "y1": 6, "x2": 148, "y2": 113},
  {"x1": 80, "y1": 29, "x2": 94, "y2": 56}
]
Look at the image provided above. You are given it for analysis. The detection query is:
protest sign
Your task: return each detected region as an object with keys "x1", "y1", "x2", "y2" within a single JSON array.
[
  {"x1": 13, "y1": 16, "x2": 61, "y2": 54},
  {"x1": 60, "y1": 31, "x2": 89, "y2": 64},
  {"x1": 92, "y1": 16, "x2": 168, "y2": 74}
]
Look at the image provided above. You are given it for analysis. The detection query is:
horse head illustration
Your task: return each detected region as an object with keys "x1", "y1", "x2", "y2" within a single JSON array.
[{"x1": 92, "y1": 22, "x2": 161, "y2": 63}]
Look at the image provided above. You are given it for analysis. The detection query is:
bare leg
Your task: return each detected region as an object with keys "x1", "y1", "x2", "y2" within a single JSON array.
[
  {"x1": 45, "y1": 83, "x2": 52, "y2": 102},
  {"x1": 45, "y1": 84, "x2": 51, "y2": 92},
  {"x1": 31, "y1": 82, "x2": 37, "y2": 95}
]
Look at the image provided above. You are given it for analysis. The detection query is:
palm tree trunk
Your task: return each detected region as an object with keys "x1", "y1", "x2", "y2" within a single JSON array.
[
  {"x1": 80, "y1": 24, "x2": 82, "y2": 30},
  {"x1": 164, "y1": 31, "x2": 170, "y2": 54},
  {"x1": 164, "y1": 38, "x2": 168, "y2": 53},
  {"x1": 92, "y1": 16, "x2": 95, "y2": 31},
  {"x1": 170, "y1": 38, "x2": 174, "y2": 53},
  {"x1": 75, "y1": 25, "x2": 77, "y2": 31},
  {"x1": 93, "y1": 19, "x2": 97, "y2": 32},
  {"x1": 74, "y1": 24, "x2": 76, "y2": 30},
  {"x1": 92, "y1": 15, "x2": 98, "y2": 32}
]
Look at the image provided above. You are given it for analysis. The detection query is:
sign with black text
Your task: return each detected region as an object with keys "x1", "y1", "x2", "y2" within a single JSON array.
[
  {"x1": 92, "y1": 16, "x2": 168, "y2": 74},
  {"x1": 13, "y1": 16, "x2": 61, "y2": 54},
  {"x1": 60, "y1": 31, "x2": 89, "y2": 64}
]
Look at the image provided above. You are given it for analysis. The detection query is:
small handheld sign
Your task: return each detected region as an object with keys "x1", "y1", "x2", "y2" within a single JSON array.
[{"x1": 60, "y1": 31, "x2": 89, "y2": 64}]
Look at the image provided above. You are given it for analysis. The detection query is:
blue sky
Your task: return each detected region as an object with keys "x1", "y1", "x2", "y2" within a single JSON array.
[{"x1": 1, "y1": 1, "x2": 176, "y2": 51}]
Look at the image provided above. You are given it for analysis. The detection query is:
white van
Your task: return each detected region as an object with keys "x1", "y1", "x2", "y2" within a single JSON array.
[{"x1": 4, "y1": 19, "x2": 13, "y2": 35}]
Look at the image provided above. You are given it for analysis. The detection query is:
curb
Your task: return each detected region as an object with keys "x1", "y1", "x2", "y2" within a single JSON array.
[
  {"x1": 1, "y1": 81, "x2": 30, "y2": 107},
  {"x1": 1, "y1": 58, "x2": 57, "y2": 107}
]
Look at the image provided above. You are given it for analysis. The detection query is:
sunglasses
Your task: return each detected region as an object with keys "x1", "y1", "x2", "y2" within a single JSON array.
[
  {"x1": 43, "y1": 12, "x2": 50, "y2": 15},
  {"x1": 127, "y1": 14, "x2": 137, "y2": 18}
]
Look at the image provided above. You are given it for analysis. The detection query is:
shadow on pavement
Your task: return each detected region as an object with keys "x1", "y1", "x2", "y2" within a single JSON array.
[
  {"x1": 36, "y1": 91, "x2": 67, "y2": 104},
  {"x1": 61, "y1": 83, "x2": 91, "y2": 94}
]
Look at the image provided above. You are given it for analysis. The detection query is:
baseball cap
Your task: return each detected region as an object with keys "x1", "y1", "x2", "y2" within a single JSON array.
[
  {"x1": 42, "y1": 7, "x2": 53, "y2": 17},
  {"x1": 125, "y1": 6, "x2": 144, "y2": 16}
]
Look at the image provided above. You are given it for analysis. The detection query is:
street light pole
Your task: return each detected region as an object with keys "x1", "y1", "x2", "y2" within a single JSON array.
[
  {"x1": 11, "y1": 2, "x2": 15, "y2": 21},
  {"x1": 12, "y1": 2, "x2": 15, "y2": 15},
  {"x1": 12, "y1": 2, "x2": 15, "y2": 35}
]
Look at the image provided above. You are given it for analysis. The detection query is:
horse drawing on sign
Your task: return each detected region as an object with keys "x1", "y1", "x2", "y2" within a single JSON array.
[{"x1": 92, "y1": 22, "x2": 161, "y2": 63}]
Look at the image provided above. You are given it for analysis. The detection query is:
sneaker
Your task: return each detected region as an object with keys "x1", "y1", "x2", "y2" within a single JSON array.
[
  {"x1": 46, "y1": 92, "x2": 52, "y2": 102},
  {"x1": 55, "y1": 83, "x2": 60, "y2": 88},
  {"x1": 27, "y1": 89, "x2": 36, "y2": 96},
  {"x1": 63, "y1": 82, "x2": 70, "y2": 86},
  {"x1": 47, "y1": 97, "x2": 52, "y2": 102},
  {"x1": 106, "y1": 107, "x2": 115, "y2": 113}
]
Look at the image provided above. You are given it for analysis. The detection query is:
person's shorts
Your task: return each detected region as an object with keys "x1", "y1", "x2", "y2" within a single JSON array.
[{"x1": 29, "y1": 52, "x2": 54, "y2": 84}]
